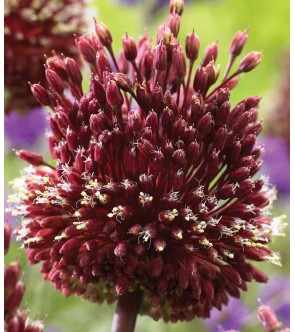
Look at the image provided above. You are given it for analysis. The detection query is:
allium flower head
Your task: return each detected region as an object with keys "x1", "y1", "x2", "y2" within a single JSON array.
[
  {"x1": 4, "y1": 0, "x2": 86, "y2": 112},
  {"x1": 9, "y1": 0, "x2": 284, "y2": 322},
  {"x1": 4, "y1": 223, "x2": 44, "y2": 332}
]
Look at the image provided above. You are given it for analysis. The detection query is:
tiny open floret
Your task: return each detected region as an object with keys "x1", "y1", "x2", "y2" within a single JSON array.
[{"x1": 9, "y1": 0, "x2": 283, "y2": 322}]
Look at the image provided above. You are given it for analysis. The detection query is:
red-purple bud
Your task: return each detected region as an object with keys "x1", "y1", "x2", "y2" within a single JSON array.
[
  {"x1": 216, "y1": 101, "x2": 231, "y2": 127},
  {"x1": 118, "y1": 49, "x2": 129, "y2": 74},
  {"x1": 115, "y1": 277, "x2": 129, "y2": 295},
  {"x1": 185, "y1": 30, "x2": 200, "y2": 62},
  {"x1": 96, "y1": 50, "x2": 111, "y2": 79},
  {"x1": 205, "y1": 61, "x2": 220, "y2": 86},
  {"x1": 4, "y1": 263, "x2": 21, "y2": 290},
  {"x1": 191, "y1": 93, "x2": 205, "y2": 122},
  {"x1": 187, "y1": 141, "x2": 200, "y2": 164},
  {"x1": 172, "y1": 149, "x2": 187, "y2": 167},
  {"x1": 148, "y1": 257, "x2": 163, "y2": 277},
  {"x1": 106, "y1": 80, "x2": 123, "y2": 107},
  {"x1": 4, "y1": 223, "x2": 12, "y2": 255},
  {"x1": 46, "y1": 56, "x2": 68, "y2": 81},
  {"x1": 113, "y1": 72, "x2": 133, "y2": 92},
  {"x1": 167, "y1": 13, "x2": 181, "y2": 38},
  {"x1": 66, "y1": 129, "x2": 79, "y2": 152},
  {"x1": 172, "y1": 46, "x2": 186, "y2": 79},
  {"x1": 153, "y1": 43, "x2": 167, "y2": 71},
  {"x1": 239, "y1": 51, "x2": 262, "y2": 72},
  {"x1": 230, "y1": 29, "x2": 248, "y2": 56},
  {"x1": 151, "y1": 85, "x2": 164, "y2": 113},
  {"x1": 91, "y1": 77, "x2": 107, "y2": 104},
  {"x1": 213, "y1": 127, "x2": 228, "y2": 151},
  {"x1": 16, "y1": 150, "x2": 45, "y2": 166},
  {"x1": 6, "y1": 282, "x2": 25, "y2": 313},
  {"x1": 122, "y1": 33, "x2": 137, "y2": 61},
  {"x1": 257, "y1": 305, "x2": 282, "y2": 332},
  {"x1": 141, "y1": 49, "x2": 153, "y2": 80},
  {"x1": 114, "y1": 242, "x2": 128, "y2": 258},
  {"x1": 230, "y1": 166, "x2": 250, "y2": 182},
  {"x1": 202, "y1": 42, "x2": 218, "y2": 66},
  {"x1": 65, "y1": 58, "x2": 83, "y2": 86},
  {"x1": 45, "y1": 69, "x2": 66, "y2": 94},
  {"x1": 197, "y1": 113, "x2": 212, "y2": 136},
  {"x1": 76, "y1": 35, "x2": 97, "y2": 64},
  {"x1": 30, "y1": 83, "x2": 50, "y2": 106},
  {"x1": 193, "y1": 67, "x2": 208, "y2": 95},
  {"x1": 169, "y1": 0, "x2": 185, "y2": 16},
  {"x1": 94, "y1": 20, "x2": 113, "y2": 47}
]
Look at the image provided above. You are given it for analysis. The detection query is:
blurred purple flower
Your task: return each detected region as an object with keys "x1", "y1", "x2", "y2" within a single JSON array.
[
  {"x1": 5, "y1": 107, "x2": 48, "y2": 150},
  {"x1": 205, "y1": 298, "x2": 250, "y2": 332},
  {"x1": 260, "y1": 277, "x2": 290, "y2": 328},
  {"x1": 259, "y1": 136, "x2": 290, "y2": 194}
]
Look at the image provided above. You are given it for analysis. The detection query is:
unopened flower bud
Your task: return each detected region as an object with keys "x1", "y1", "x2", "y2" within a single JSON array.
[
  {"x1": 186, "y1": 30, "x2": 200, "y2": 62},
  {"x1": 96, "y1": 50, "x2": 111, "y2": 79},
  {"x1": 65, "y1": 58, "x2": 83, "y2": 86},
  {"x1": 153, "y1": 43, "x2": 167, "y2": 71},
  {"x1": 113, "y1": 72, "x2": 133, "y2": 92},
  {"x1": 94, "y1": 20, "x2": 113, "y2": 47},
  {"x1": 4, "y1": 223, "x2": 12, "y2": 255},
  {"x1": 122, "y1": 33, "x2": 137, "y2": 61},
  {"x1": 16, "y1": 150, "x2": 45, "y2": 166},
  {"x1": 172, "y1": 46, "x2": 186, "y2": 79},
  {"x1": 230, "y1": 29, "x2": 248, "y2": 56},
  {"x1": 106, "y1": 80, "x2": 123, "y2": 107},
  {"x1": 197, "y1": 113, "x2": 212, "y2": 135},
  {"x1": 169, "y1": 0, "x2": 185, "y2": 16},
  {"x1": 76, "y1": 35, "x2": 97, "y2": 64},
  {"x1": 45, "y1": 69, "x2": 66, "y2": 94},
  {"x1": 257, "y1": 305, "x2": 282, "y2": 332},
  {"x1": 30, "y1": 84, "x2": 50, "y2": 106},
  {"x1": 202, "y1": 42, "x2": 218, "y2": 67},
  {"x1": 167, "y1": 13, "x2": 181, "y2": 38},
  {"x1": 114, "y1": 242, "x2": 128, "y2": 258},
  {"x1": 46, "y1": 56, "x2": 68, "y2": 81},
  {"x1": 239, "y1": 51, "x2": 262, "y2": 72},
  {"x1": 193, "y1": 67, "x2": 208, "y2": 95}
]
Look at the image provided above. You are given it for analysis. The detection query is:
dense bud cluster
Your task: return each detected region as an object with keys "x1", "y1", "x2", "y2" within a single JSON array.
[
  {"x1": 4, "y1": 224, "x2": 44, "y2": 332},
  {"x1": 9, "y1": 0, "x2": 284, "y2": 322},
  {"x1": 4, "y1": 0, "x2": 86, "y2": 112}
]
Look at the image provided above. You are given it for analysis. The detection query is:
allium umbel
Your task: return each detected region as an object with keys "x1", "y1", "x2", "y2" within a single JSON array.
[
  {"x1": 9, "y1": 0, "x2": 284, "y2": 323},
  {"x1": 4, "y1": 224, "x2": 44, "y2": 332},
  {"x1": 4, "y1": 0, "x2": 86, "y2": 112}
]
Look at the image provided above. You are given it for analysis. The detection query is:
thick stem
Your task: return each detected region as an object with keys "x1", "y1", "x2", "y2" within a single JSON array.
[{"x1": 111, "y1": 291, "x2": 143, "y2": 332}]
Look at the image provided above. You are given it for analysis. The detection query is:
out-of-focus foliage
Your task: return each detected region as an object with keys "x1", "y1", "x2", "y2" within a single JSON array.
[{"x1": 4, "y1": 0, "x2": 289, "y2": 331}]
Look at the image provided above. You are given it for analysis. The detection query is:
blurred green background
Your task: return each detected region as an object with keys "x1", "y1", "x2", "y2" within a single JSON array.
[{"x1": 4, "y1": 0, "x2": 289, "y2": 331}]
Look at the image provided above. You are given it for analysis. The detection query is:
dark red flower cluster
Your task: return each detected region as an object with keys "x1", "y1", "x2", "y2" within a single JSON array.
[
  {"x1": 4, "y1": 223, "x2": 44, "y2": 332},
  {"x1": 4, "y1": 0, "x2": 86, "y2": 112},
  {"x1": 9, "y1": 0, "x2": 284, "y2": 322}
]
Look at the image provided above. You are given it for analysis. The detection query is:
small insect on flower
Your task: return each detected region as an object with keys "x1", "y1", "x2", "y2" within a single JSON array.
[{"x1": 8, "y1": 0, "x2": 284, "y2": 323}]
